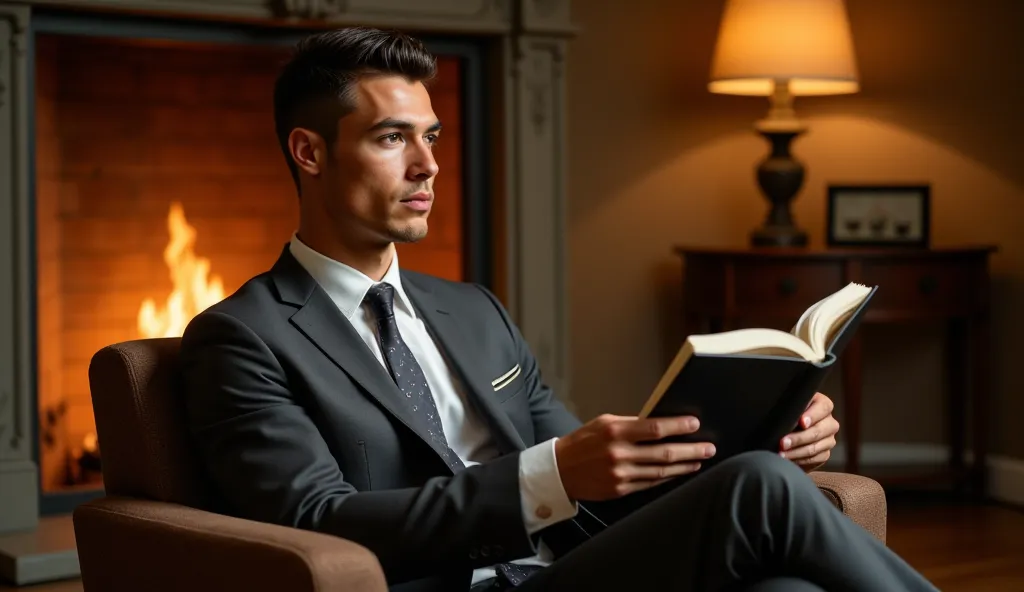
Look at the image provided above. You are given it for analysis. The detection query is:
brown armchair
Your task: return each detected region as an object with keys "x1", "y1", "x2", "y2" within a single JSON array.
[{"x1": 74, "y1": 338, "x2": 887, "y2": 592}]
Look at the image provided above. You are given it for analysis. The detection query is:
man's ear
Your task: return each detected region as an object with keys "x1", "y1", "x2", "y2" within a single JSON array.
[{"x1": 288, "y1": 128, "x2": 325, "y2": 177}]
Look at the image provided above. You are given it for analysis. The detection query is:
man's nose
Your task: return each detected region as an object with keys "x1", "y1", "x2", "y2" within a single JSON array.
[{"x1": 408, "y1": 142, "x2": 439, "y2": 179}]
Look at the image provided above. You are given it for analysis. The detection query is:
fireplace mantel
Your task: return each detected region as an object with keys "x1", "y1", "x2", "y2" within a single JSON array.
[
  {"x1": 0, "y1": 0, "x2": 575, "y2": 583},
  {"x1": 8, "y1": 0, "x2": 578, "y2": 32}
]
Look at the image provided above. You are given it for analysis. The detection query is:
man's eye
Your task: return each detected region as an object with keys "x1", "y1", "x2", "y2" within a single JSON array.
[
  {"x1": 383, "y1": 133, "x2": 403, "y2": 144},
  {"x1": 425, "y1": 134, "x2": 439, "y2": 146}
]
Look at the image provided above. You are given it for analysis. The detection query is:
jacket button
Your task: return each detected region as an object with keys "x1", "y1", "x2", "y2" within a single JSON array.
[
  {"x1": 469, "y1": 549, "x2": 479, "y2": 560},
  {"x1": 493, "y1": 545, "x2": 504, "y2": 555},
  {"x1": 480, "y1": 545, "x2": 491, "y2": 557}
]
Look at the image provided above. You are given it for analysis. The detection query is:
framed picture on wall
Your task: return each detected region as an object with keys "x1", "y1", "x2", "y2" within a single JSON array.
[{"x1": 826, "y1": 184, "x2": 931, "y2": 248}]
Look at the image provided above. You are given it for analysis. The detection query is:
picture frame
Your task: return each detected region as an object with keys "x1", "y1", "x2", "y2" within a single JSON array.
[{"x1": 826, "y1": 184, "x2": 930, "y2": 248}]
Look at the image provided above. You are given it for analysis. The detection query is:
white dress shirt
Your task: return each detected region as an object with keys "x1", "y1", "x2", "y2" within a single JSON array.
[{"x1": 288, "y1": 234, "x2": 578, "y2": 583}]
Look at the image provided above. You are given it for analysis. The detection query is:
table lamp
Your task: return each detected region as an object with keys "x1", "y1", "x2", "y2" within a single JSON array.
[{"x1": 709, "y1": 0, "x2": 859, "y2": 247}]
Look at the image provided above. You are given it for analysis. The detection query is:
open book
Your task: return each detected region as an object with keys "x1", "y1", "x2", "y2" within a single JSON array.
[{"x1": 636, "y1": 282, "x2": 876, "y2": 462}]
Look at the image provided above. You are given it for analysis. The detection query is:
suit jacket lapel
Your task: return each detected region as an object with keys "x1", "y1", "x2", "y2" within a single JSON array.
[
  {"x1": 401, "y1": 273, "x2": 527, "y2": 454},
  {"x1": 269, "y1": 249, "x2": 455, "y2": 468}
]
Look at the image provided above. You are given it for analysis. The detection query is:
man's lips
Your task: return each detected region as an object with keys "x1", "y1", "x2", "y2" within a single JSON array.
[{"x1": 401, "y1": 192, "x2": 432, "y2": 211}]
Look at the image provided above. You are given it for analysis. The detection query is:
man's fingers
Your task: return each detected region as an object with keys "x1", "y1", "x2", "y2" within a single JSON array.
[
  {"x1": 620, "y1": 461, "x2": 703, "y2": 482},
  {"x1": 783, "y1": 424, "x2": 823, "y2": 450},
  {"x1": 621, "y1": 442, "x2": 716, "y2": 464},
  {"x1": 781, "y1": 436, "x2": 836, "y2": 461},
  {"x1": 782, "y1": 416, "x2": 839, "y2": 450},
  {"x1": 616, "y1": 416, "x2": 701, "y2": 442},
  {"x1": 614, "y1": 477, "x2": 676, "y2": 496},
  {"x1": 615, "y1": 470, "x2": 701, "y2": 495},
  {"x1": 797, "y1": 393, "x2": 834, "y2": 429},
  {"x1": 794, "y1": 450, "x2": 831, "y2": 468}
]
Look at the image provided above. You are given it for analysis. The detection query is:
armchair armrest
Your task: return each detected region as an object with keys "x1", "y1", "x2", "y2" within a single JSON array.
[
  {"x1": 73, "y1": 496, "x2": 388, "y2": 592},
  {"x1": 811, "y1": 471, "x2": 887, "y2": 543}
]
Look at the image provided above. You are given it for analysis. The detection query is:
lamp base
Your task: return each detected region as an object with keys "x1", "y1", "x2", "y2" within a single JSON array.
[
  {"x1": 750, "y1": 125, "x2": 808, "y2": 248},
  {"x1": 751, "y1": 224, "x2": 808, "y2": 247}
]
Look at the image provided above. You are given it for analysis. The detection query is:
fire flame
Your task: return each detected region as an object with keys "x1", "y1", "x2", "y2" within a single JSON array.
[{"x1": 137, "y1": 202, "x2": 225, "y2": 338}]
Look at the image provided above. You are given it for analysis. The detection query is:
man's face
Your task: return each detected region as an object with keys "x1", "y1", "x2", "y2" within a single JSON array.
[{"x1": 321, "y1": 75, "x2": 441, "y2": 246}]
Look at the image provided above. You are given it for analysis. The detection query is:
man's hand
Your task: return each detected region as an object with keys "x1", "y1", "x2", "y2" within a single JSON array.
[
  {"x1": 779, "y1": 392, "x2": 840, "y2": 472},
  {"x1": 554, "y1": 414, "x2": 716, "y2": 501}
]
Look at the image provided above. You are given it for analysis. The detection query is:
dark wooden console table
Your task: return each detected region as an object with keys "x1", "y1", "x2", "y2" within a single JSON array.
[{"x1": 674, "y1": 245, "x2": 996, "y2": 496}]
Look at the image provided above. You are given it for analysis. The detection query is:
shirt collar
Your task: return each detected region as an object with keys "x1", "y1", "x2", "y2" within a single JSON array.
[{"x1": 288, "y1": 233, "x2": 417, "y2": 321}]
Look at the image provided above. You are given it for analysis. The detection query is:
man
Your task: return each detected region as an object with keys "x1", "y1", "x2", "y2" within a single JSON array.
[{"x1": 179, "y1": 27, "x2": 937, "y2": 592}]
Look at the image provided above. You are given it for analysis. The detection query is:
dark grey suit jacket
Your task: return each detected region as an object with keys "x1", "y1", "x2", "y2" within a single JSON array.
[{"x1": 179, "y1": 247, "x2": 599, "y2": 591}]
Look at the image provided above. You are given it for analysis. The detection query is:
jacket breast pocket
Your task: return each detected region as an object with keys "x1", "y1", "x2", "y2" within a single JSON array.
[{"x1": 491, "y1": 363, "x2": 523, "y2": 403}]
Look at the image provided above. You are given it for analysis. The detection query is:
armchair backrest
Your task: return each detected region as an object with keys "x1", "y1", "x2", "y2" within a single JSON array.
[{"x1": 87, "y1": 338, "x2": 214, "y2": 508}]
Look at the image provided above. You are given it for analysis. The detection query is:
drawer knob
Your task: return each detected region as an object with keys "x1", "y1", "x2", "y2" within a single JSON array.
[
  {"x1": 918, "y1": 275, "x2": 938, "y2": 295},
  {"x1": 778, "y1": 277, "x2": 798, "y2": 296}
]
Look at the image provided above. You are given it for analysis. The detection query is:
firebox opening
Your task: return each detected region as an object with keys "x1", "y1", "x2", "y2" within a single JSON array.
[{"x1": 32, "y1": 24, "x2": 472, "y2": 506}]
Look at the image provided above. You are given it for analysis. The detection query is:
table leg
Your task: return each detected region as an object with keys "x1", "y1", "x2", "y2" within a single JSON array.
[
  {"x1": 970, "y1": 314, "x2": 990, "y2": 499},
  {"x1": 841, "y1": 333, "x2": 864, "y2": 474},
  {"x1": 946, "y1": 319, "x2": 967, "y2": 492}
]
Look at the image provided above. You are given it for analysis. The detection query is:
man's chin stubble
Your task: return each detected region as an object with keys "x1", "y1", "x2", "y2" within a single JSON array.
[{"x1": 389, "y1": 226, "x2": 428, "y2": 244}]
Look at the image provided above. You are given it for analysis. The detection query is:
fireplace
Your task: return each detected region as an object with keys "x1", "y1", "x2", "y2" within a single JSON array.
[
  {"x1": 31, "y1": 26, "x2": 474, "y2": 505},
  {"x1": 1, "y1": 0, "x2": 573, "y2": 585}
]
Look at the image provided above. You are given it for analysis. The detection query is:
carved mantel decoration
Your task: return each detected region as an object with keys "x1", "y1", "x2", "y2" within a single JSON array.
[{"x1": 0, "y1": 0, "x2": 576, "y2": 573}]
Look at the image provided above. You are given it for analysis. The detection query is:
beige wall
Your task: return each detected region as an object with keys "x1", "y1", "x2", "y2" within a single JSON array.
[{"x1": 564, "y1": 0, "x2": 1024, "y2": 459}]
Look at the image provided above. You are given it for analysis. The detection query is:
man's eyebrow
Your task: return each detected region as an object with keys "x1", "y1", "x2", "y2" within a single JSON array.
[{"x1": 368, "y1": 118, "x2": 443, "y2": 133}]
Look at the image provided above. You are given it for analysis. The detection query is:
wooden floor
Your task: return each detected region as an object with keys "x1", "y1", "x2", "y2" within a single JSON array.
[
  {"x1": 885, "y1": 496, "x2": 1024, "y2": 591},
  {"x1": 2, "y1": 496, "x2": 1023, "y2": 591}
]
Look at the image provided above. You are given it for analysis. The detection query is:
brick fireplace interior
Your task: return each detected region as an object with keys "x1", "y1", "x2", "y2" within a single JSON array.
[{"x1": 32, "y1": 31, "x2": 468, "y2": 497}]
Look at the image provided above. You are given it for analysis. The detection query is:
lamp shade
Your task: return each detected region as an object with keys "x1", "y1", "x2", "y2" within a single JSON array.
[{"x1": 709, "y1": 0, "x2": 859, "y2": 96}]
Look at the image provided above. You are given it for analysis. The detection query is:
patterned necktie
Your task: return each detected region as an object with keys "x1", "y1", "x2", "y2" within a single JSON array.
[
  {"x1": 364, "y1": 282, "x2": 464, "y2": 472},
  {"x1": 364, "y1": 282, "x2": 542, "y2": 587}
]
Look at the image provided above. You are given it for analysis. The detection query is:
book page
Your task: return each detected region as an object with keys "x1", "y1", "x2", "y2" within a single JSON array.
[
  {"x1": 688, "y1": 328, "x2": 818, "y2": 361},
  {"x1": 807, "y1": 283, "x2": 872, "y2": 356},
  {"x1": 792, "y1": 296, "x2": 828, "y2": 345}
]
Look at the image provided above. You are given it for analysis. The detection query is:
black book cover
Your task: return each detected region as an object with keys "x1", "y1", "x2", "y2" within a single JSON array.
[{"x1": 645, "y1": 286, "x2": 878, "y2": 467}]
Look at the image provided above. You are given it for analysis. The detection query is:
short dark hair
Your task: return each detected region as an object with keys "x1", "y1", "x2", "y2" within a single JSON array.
[{"x1": 272, "y1": 27, "x2": 437, "y2": 190}]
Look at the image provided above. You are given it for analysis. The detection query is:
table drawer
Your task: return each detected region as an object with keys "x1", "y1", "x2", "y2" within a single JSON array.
[
  {"x1": 860, "y1": 261, "x2": 975, "y2": 314},
  {"x1": 732, "y1": 261, "x2": 845, "y2": 313}
]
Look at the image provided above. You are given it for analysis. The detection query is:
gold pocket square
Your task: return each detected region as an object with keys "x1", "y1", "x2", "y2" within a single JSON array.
[{"x1": 491, "y1": 364, "x2": 521, "y2": 391}]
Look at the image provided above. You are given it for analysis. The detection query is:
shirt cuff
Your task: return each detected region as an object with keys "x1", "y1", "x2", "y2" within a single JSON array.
[{"x1": 518, "y1": 437, "x2": 578, "y2": 536}]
